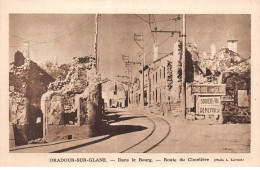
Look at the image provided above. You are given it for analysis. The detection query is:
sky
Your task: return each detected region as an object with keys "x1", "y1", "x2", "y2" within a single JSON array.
[{"x1": 9, "y1": 14, "x2": 251, "y2": 80}]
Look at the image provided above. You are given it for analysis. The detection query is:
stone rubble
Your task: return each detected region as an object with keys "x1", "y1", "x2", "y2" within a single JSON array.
[{"x1": 39, "y1": 61, "x2": 71, "y2": 80}]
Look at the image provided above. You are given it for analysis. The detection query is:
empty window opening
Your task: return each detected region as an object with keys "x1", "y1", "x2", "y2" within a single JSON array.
[
  {"x1": 156, "y1": 72, "x2": 157, "y2": 83},
  {"x1": 164, "y1": 67, "x2": 165, "y2": 78},
  {"x1": 64, "y1": 112, "x2": 77, "y2": 125},
  {"x1": 68, "y1": 135, "x2": 72, "y2": 140}
]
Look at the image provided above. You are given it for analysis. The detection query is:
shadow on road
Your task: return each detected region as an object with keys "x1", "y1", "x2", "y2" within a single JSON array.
[
  {"x1": 100, "y1": 110, "x2": 148, "y2": 136},
  {"x1": 109, "y1": 125, "x2": 147, "y2": 136},
  {"x1": 104, "y1": 114, "x2": 147, "y2": 124},
  {"x1": 52, "y1": 110, "x2": 147, "y2": 153}
]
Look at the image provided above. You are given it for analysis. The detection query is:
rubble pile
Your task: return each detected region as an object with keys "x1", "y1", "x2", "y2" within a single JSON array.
[
  {"x1": 213, "y1": 48, "x2": 243, "y2": 72},
  {"x1": 211, "y1": 50, "x2": 250, "y2": 124},
  {"x1": 28, "y1": 138, "x2": 47, "y2": 144},
  {"x1": 187, "y1": 42, "x2": 199, "y2": 62},
  {"x1": 9, "y1": 51, "x2": 55, "y2": 145},
  {"x1": 196, "y1": 48, "x2": 244, "y2": 84},
  {"x1": 39, "y1": 61, "x2": 71, "y2": 80}
]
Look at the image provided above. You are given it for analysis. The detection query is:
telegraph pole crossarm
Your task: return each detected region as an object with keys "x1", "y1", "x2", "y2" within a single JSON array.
[
  {"x1": 122, "y1": 55, "x2": 141, "y2": 65},
  {"x1": 117, "y1": 75, "x2": 129, "y2": 79},
  {"x1": 151, "y1": 28, "x2": 181, "y2": 37},
  {"x1": 151, "y1": 15, "x2": 182, "y2": 37},
  {"x1": 134, "y1": 34, "x2": 144, "y2": 49}
]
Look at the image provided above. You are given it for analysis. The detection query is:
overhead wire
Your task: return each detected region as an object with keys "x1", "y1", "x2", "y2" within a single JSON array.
[
  {"x1": 123, "y1": 21, "x2": 147, "y2": 55},
  {"x1": 148, "y1": 14, "x2": 156, "y2": 44},
  {"x1": 153, "y1": 14, "x2": 157, "y2": 43},
  {"x1": 10, "y1": 18, "x2": 94, "y2": 45},
  {"x1": 134, "y1": 14, "x2": 149, "y2": 23},
  {"x1": 158, "y1": 35, "x2": 172, "y2": 46}
]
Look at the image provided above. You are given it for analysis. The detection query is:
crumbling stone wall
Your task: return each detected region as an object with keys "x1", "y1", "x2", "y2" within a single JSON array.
[
  {"x1": 9, "y1": 51, "x2": 55, "y2": 146},
  {"x1": 222, "y1": 60, "x2": 251, "y2": 123},
  {"x1": 41, "y1": 56, "x2": 103, "y2": 142},
  {"x1": 171, "y1": 40, "x2": 182, "y2": 102}
]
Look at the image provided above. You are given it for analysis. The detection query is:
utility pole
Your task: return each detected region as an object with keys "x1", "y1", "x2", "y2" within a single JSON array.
[
  {"x1": 95, "y1": 14, "x2": 100, "y2": 72},
  {"x1": 134, "y1": 34, "x2": 145, "y2": 106},
  {"x1": 122, "y1": 55, "x2": 141, "y2": 107},
  {"x1": 181, "y1": 14, "x2": 186, "y2": 118},
  {"x1": 142, "y1": 43, "x2": 145, "y2": 106},
  {"x1": 151, "y1": 14, "x2": 185, "y2": 117}
]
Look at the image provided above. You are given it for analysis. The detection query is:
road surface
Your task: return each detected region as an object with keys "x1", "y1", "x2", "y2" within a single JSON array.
[{"x1": 10, "y1": 108, "x2": 250, "y2": 153}]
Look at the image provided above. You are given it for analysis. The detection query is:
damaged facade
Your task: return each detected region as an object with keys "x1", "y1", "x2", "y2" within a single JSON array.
[
  {"x1": 101, "y1": 79, "x2": 128, "y2": 108},
  {"x1": 129, "y1": 40, "x2": 194, "y2": 117},
  {"x1": 9, "y1": 51, "x2": 55, "y2": 146},
  {"x1": 41, "y1": 56, "x2": 104, "y2": 142},
  {"x1": 129, "y1": 40, "x2": 250, "y2": 124}
]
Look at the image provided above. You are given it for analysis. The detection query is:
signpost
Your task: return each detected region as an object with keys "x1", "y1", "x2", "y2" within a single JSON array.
[
  {"x1": 191, "y1": 84, "x2": 226, "y2": 95},
  {"x1": 220, "y1": 95, "x2": 234, "y2": 102},
  {"x1": 198, "y1": 96, "x2": 221, "y2": 115},
  {"x1": 190, "y1": 84, "x2": 226, "y2": 122}
]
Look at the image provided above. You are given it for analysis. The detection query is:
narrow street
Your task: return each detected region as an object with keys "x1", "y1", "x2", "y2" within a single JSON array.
[
  {"x1": 8, "y1": 14, "x2": 251, "y2": 155},
  {"x1": 10, "y1": 108, "x2": 250, "y2": 153}
]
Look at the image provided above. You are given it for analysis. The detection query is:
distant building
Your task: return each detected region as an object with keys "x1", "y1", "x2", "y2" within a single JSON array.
[
  {"x1": 101, "y1": 79, "x2": 128, "y2": 108},
  {"x1": 129, "y1": 77, "x2": 141, "y2": 107}
]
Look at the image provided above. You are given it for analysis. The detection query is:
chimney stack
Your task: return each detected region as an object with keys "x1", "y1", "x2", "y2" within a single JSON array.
[
  {"x1": 227, "y1": 40, "x2": 238, "y2": 53},
  {"x1": 153, "y1": 44, "x2": 158, "y2": 62},
  {"x1": 22, "y1": 41, "x2": 29, "y2": 59},
  {"x1": 210, "y1": 43, "x2": 216, "y2": 59}
]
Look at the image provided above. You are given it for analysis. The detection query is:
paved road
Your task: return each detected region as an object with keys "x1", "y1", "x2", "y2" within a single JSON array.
[{"x1": 10, "y1": 108, "x2": 250, "y2": 153}]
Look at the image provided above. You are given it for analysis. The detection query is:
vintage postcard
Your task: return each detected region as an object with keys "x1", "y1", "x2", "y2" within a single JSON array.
[{"x1": 0, "y1": 0, "x2": 260, "y2": 167}]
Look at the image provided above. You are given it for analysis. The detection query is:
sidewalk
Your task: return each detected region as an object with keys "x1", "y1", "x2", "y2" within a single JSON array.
[{"x1": 10, "y1": 134, "x2": 111, "y2": 153}]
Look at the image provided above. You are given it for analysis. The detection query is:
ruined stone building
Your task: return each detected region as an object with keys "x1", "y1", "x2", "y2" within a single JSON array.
[
  {"x1": 9, "y1": 51, "x2": 55, "y2": 146},
  {"x1": 101, "y1": 79, "x2": 128, "y2": 108},
  {"x1": 129, "y1": 40, "x2": 194, "y2": 116},
  {"x1": 41, "y1": 56, "x2": 104, "y2": 142},
  {"x1": 129, "y1": 40, "x2": 250, "y2": 124}
]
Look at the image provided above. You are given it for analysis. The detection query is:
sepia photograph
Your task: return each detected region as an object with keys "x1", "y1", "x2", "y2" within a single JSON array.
[{"x1": 8, "y1": 14, "x2": 251, "y2": 153}]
